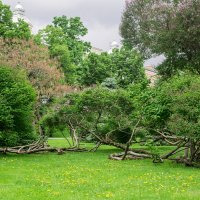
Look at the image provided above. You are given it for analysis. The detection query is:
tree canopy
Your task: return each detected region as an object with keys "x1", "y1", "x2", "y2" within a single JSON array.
[
  {"x1": 120, "y1": 0, "x2": 200, "y2": 77},
  {"x1": 36, "y1": 16, "x2": 90, "y2": 63},
  {"x1": 0, "y1": 39, "x2": 65, "y2": 101},
  {"x1": 35, "y1": 16, "x2": 91, "y2": 84},
  {"x1": 79, "y1": 47, "x2": 145, "y2": 88}
]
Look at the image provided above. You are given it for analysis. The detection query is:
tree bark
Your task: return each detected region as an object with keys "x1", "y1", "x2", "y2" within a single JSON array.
[{"x1": 122, "y1": 119, "x2": 141, "y2": 160}]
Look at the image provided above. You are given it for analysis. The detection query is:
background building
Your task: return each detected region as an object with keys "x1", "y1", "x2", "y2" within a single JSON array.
[
  {"x1": 12, "y1": 2, "x2": 33, "y2": 29},
  {"x1": 91, "y1": 47, "x2": 104, "y2": 55}
]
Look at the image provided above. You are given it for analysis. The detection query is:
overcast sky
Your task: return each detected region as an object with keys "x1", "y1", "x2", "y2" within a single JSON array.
[{"x1": 3, "y1": 0, "x2": 125, "y2": 50}]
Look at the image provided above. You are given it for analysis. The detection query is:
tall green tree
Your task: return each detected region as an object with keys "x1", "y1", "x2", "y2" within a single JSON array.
[
  {"x1": 37, "y1": 16, "x2": 90, "y2": 65},
  {"x1": 36, "y1": 15, "x2": 91, "y2": 82},
  {"x1": 120, "y1": 0, "x2": 200, "y2": 78},
  {"x1": 79, "y1": 52, "x2": 112, "y2": 86},
  {"x1": 79, "y1": 47, "x2": 145, "y2": 88},
  {"x1": 111, "y1": 47, "x2": 145, "y2": 87}
]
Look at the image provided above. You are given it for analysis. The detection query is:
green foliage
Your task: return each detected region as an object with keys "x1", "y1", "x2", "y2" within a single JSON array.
[
  {"x1": 121, "y1": 0, "x2": 200, "y2": 77},
  {"x1": 43, "y1": 87, "x2": 139, "y2": 144},
  {"x1": 50, "y1": 44, "x2": 77, "y2": 84},
  {"x1": 101, "y1": 77, "x2": 118, "y2": 89},
  {"x1": 79, "y1": 47, "x2": 145, "y2": 88},
  {"x1": 35, "y1": 16, "x2": 90, "y2": 65},
  {"x1": 0, "y1": 66, "x2": 36, "y2": 146},
  {"x1": 144, "y1": 74, "x2": 200, "y2": 139},
  {"x1": 111, "y1": 47, "x2": 145, "y2": 87},
  {"x1": 11, "y1": 19, "x2": 32, "y2": 40},
  {"x1": 0, "y1": 1, "x2": 31, "y2": 40},
  {"x1": 35, "y1": 15, "x2": 91, "y2": 84},
  {"x1": 0, "y1": 0, "x2": 13, "y2": 37},
  {"x1": 52, "y1": 16, "x2": 91, "y2": 65},
  {"x1": 161, "y1": 75, "x2": 200, "y2": 138},
  {"x1": 79, "y1": 52, "x2": 112, "y2": 86}
]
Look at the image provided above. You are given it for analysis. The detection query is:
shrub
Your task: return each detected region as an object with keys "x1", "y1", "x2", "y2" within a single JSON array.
[{"x1": 0, "y1": 66, "x2": 36, "y2": 147}]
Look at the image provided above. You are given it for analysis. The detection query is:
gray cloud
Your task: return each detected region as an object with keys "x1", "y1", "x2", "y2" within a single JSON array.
[{"x1": 3, "y1": 0, "x2": 125, "y2": 50}]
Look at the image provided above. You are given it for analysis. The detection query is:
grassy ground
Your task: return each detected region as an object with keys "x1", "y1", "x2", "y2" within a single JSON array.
[{"x1": 0, "y1": 139, "x2": 200, "y2": 200}]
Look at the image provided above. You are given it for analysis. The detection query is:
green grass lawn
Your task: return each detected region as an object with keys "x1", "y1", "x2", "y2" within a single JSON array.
[{"x1": 0, "y1": 139, "x2": 200, "y2": 200}]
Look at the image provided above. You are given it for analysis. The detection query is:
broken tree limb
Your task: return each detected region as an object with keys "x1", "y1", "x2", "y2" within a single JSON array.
[
  {"x1": 122, "y1": 118, "x2": 141, "y2": 160},
  {"x1": 89, "y1": 142, "x2": 102, "y2": 152},
  {"x1": 161, "y1": 141, "x2": 188, "y2": 159},
  {"x1": 109, "y1": 151, "x2": 152, "y2": 161}
]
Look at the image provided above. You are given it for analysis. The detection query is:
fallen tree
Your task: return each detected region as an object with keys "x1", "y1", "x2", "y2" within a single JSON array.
[
  {"x1": 0, "y1": 137, "x2": 87, "y2": 155},
  {"x1": 2, "y1": 76, "x2": 199, "y2": 168}
]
